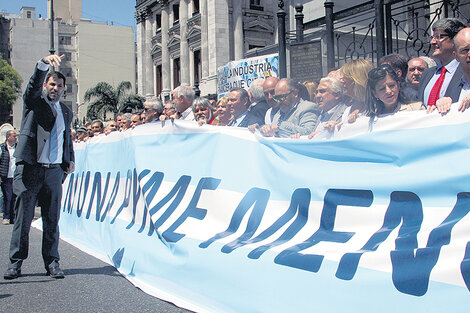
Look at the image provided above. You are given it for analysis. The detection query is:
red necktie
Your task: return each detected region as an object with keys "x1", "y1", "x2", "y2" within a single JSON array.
[{"x1": 427, "y1": 66, "x2": 446, "y2": 107}]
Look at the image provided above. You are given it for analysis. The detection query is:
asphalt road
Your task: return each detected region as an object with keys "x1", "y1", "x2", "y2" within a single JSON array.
[{"x1": 0, "y1": 209, "x2": 193, "y2": 313}]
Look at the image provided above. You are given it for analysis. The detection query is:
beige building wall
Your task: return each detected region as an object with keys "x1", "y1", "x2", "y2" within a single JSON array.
[
  {"x1": 76, "y1": 20, "x2": 135, "y2": 121},
  {"x1": 9, "y1": 18, "x2": 57, "y2": 128},
  {"x1": 49, "y1": 0, "x2": 82, "y2": 23}
]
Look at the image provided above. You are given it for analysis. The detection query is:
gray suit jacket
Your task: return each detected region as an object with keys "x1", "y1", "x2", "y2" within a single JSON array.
[
  {"x1": 418, "y1": 63, "x2": 464, "y2": 105},
  {"x1": 15, "y1": 65, "x2": 74, "y2": 171},
  {"x1": 272, "y1": 99, "x2": 321, "y2": 137}
]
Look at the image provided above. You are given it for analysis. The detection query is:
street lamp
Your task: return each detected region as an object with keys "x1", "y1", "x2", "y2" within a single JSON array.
[{"x1": 277, "y1": 0, "x2": 287, "y2": 78}]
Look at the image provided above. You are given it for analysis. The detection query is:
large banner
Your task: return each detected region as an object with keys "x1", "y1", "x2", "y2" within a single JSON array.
[
  {"x1": 52, "y1": 109, "x2": 470, "y2": 313},
  {"x1": 216, "y1": 53, "x2": 278, "y2": 98}
]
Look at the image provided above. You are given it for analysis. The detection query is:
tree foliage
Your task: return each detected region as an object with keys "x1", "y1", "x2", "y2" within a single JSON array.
[
  {"x1": 84, "y1": 81, "x2": 144, "y2": 121},
  {"x1": 0, "y1": 56, "x2": 22, "y2": 123}
]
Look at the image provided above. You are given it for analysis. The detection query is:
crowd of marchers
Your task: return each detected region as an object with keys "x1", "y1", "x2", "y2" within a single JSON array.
[{"x1": 73, "y1": 18, "x2": 470, "y2": 143}]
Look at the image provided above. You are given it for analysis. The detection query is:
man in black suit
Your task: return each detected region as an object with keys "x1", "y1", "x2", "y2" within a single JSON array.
[
  {"x1": 418, "y1": 18, "x2": 466, "y2": 108},
  {"x1": 4, "y1": 54, "x2": 74, "y2": 280}
]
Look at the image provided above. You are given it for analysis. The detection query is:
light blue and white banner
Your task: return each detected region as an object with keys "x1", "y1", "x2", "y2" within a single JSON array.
[
  {"x1": 216, "y1": 53, "x2": 278, "y2": 98},
  {"x1": 50, "y1": 107, "x2": 470, "y2": 313}
]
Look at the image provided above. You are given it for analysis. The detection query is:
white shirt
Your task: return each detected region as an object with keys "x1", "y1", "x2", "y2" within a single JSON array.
[
  {"x1": 181, "y1": 107, "x2": 195, "y2": 121},
  {"x1": 423, "y1": 59, "x2": 460, "y2": 107},
  {"x1": 36, "y1": 60, "x2": 65, "y2": 164},
  {"x1": 38, "y1": 100, "x2": 65, "y2": 164},
  {"x1": 6, "y1": 143, "x2": 15, "y2": 178}
]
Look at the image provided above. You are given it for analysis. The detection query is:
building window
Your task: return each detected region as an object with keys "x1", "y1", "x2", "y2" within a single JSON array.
[
  {"x1": 250, "y1": 0, "x2": 263, "y2": 11},
  {"x1": 173, "y1": 58, "x2": 180, "y2": 88},
  {"x1": 173, "y1": 4, "x2": 179, "y2": 24},
  {"x1": 63, "y1": 52, "x2": 72, "y2": 61},
  {"x1": 60, "y1": 67, "x2": 72, "y2": 77},
  {"x1": 193, "y1": 0, "x2": 200, "y2": 15},
  {"x1": 156, "y1": 65, "x2": 162, "y2": 95},
  {"x1": 249, "y1": 44, "x2": 265, "y2": 50},
  {"x1": 156, "y1": 14, "x2": 161, "y2": 30},
  {"x1": 60, "y1": 36, "x2": 72, "y2": 45},
  {"x1": 66, "y1": 84, "x2": 73, "y2": 93},
  {"x1": 27, "y1": 11, "x2": 32, "y2": 19},
  {"x1": 194, "y1": 50, "x2": 201, "y2": 85}
]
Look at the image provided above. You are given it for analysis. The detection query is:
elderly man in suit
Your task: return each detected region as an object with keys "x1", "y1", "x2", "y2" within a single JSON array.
[
  {"x1": 260, "y1": 78, "x2": 321, "y2": 138},
  {"x1": 4, "y1": 54, "x2": 74, "y2": 280}
]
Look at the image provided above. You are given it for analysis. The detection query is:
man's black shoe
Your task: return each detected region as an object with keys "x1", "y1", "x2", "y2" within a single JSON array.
[
  {"x1": 4, "y1": 268, "x2": 21, "y2": 280},
  {"x1": 47, "y1": 265, "x2": 65, "y2": 279}
]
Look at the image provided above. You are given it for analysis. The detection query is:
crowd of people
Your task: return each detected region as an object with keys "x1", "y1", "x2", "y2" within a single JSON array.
[
  {"x1": 73, "y1": 18, "x2": 470, "y2": 143},
  {"x1": 2, "y1": 17, "x2": 470, "y2": 282}
]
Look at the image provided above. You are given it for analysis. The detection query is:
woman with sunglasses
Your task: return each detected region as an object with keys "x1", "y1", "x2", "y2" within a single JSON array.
[{"x1": 366, "y1": 64, "x2": 424, "y2": 117}]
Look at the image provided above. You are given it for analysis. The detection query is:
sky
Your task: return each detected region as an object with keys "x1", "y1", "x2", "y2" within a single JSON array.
[{"x1": 0, "y1": 0, "x2": 136, "y2": 29}]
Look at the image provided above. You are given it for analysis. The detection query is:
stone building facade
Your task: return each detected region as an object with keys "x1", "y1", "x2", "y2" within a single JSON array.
[{"x1": 135, "y1": 0, "x2": 287, "y2": 99}]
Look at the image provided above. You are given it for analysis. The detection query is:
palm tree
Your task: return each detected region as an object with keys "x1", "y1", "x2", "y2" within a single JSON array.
[{"x1": 84, "y1": 81, "x2": 144, "y2": 121}]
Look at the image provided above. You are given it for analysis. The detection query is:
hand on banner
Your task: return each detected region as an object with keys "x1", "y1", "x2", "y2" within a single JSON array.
[
  {"x1": 290, "y1": 133, "x2": 301, "y2": 139},
  {"x1": 260, "y1": 124, "x2": 277, "y2": 137},
  {"x1": 427, "y1": 97, "x2": 452, "y2": 114},
  {"x1": 307, "y1": 130, "x2": 321, "y2": 139},
  {"x1": 348, "y1": 109, "x2": 360, "y2": 124},
  {"x1": 323, "y1": 120, "x2": 338, "y2": 133},
  {"x1": 248, "y1": 123, "x2": 259, "y2": 133},
  {"x1": 459, "y1": 94, "x2": 470, "y2": 112}
]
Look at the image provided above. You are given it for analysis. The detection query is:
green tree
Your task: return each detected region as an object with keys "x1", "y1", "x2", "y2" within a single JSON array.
[
  {"x1": 84, "y1": 81, "x2": 144, "y2": 121},
  {"x1": 0, "y1": 56, "x2": 22, "y2": 125}
]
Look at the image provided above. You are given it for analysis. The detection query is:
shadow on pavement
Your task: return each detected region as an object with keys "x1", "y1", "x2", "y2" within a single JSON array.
[{"x1": 64, "y1": 265, "x2": 122, "y2": 277}]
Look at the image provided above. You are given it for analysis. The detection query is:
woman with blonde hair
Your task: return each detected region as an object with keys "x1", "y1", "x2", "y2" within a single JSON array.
[
  {"x1": 211, "y1": 97, "x2": 233, "y2": 126},
  {"x1": 337, "y1": 59, "x2": 374, "y2": 123},
  {"x1": 302, "y1": 81, "x2": 318, "y2": 102}
]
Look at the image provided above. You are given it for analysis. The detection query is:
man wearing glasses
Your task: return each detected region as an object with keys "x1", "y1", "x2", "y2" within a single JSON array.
[
  {"x1": 418, "y1": 18, "x2": 466, "y2": 108},
  {"x1": 260, "y1": 78, "x2": 321, "y2": 138}
]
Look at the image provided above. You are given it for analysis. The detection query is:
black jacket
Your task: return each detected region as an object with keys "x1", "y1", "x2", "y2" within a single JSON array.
[{"x1": 15, "y1": 65, "x2": 74, "y2": 171}]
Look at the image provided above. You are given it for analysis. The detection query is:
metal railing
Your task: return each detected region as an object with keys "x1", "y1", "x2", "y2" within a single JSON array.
[{"x1": 298, "y1": 0, "x2": 470, "y2": 71}]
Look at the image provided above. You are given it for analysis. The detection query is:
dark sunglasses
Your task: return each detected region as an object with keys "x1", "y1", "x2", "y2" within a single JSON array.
[{"x1": 272, "y1": 90, "x2": 293, "y2": 103}]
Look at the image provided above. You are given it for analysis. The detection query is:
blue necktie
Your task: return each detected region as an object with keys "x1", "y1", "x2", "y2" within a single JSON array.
[{"x1": 49, "y1": 118, "x2": 58, "y2": 163}]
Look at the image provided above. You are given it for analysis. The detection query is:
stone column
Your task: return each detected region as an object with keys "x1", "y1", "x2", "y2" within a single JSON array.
[
  {"x1": 144, "y1": 10, "x2": 155, "y2": 97},
  {"x1": 179, "y1": 0, "x2": 190, "y2": 85},
  {"x1": 232, "y1": 0, "x2": 244, "y2": 60},
  {"x1": 136, "y1": 13, "x2": 145, "y2": 95},
  {"x1": 170, "y1": 58, "x2": 174, "y2": 91},
  {"x1": 189, "y1": 49, "x2": 195, "y2": 86},
  {"x1": 200, "y1": 0, "x2": 209, "y2": 82},
  {"x1": 206, "y1": 0, "x2": 230, "y2": 94},
  {"x1": 161, "y1": 4, "x2": 171, "y2": 96}
]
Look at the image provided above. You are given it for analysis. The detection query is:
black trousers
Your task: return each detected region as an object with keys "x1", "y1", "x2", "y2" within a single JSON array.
[
  {"x1": 1, "y1": 177, "x2": 14, "y2": 220},
  {"x1": 8, "y1": 163, "x2": 64, "y2": 270}
]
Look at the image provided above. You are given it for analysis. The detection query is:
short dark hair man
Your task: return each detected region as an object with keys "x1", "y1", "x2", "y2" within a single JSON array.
[
  {"x1": 379, "y1": 53, "x2": 408, "y2": 83},
  {"x1": 403, "y1": 57, "x2": 429, "y2": 101},
  {"x1": 0, "y1": 130, "x2": 17, "y2": 225},
  {"x1": 4, "y1": 54, "x2": 75, "y2": 280},
  {"x1": 91, "y1": 119, "x2": 104, "y2": 135},
  {"x1": 227, "y1": 87, "x2": 251, "y2": 127},
  {"x1": 418, "y1": 18, "x2": 466, "y2": 107}
]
